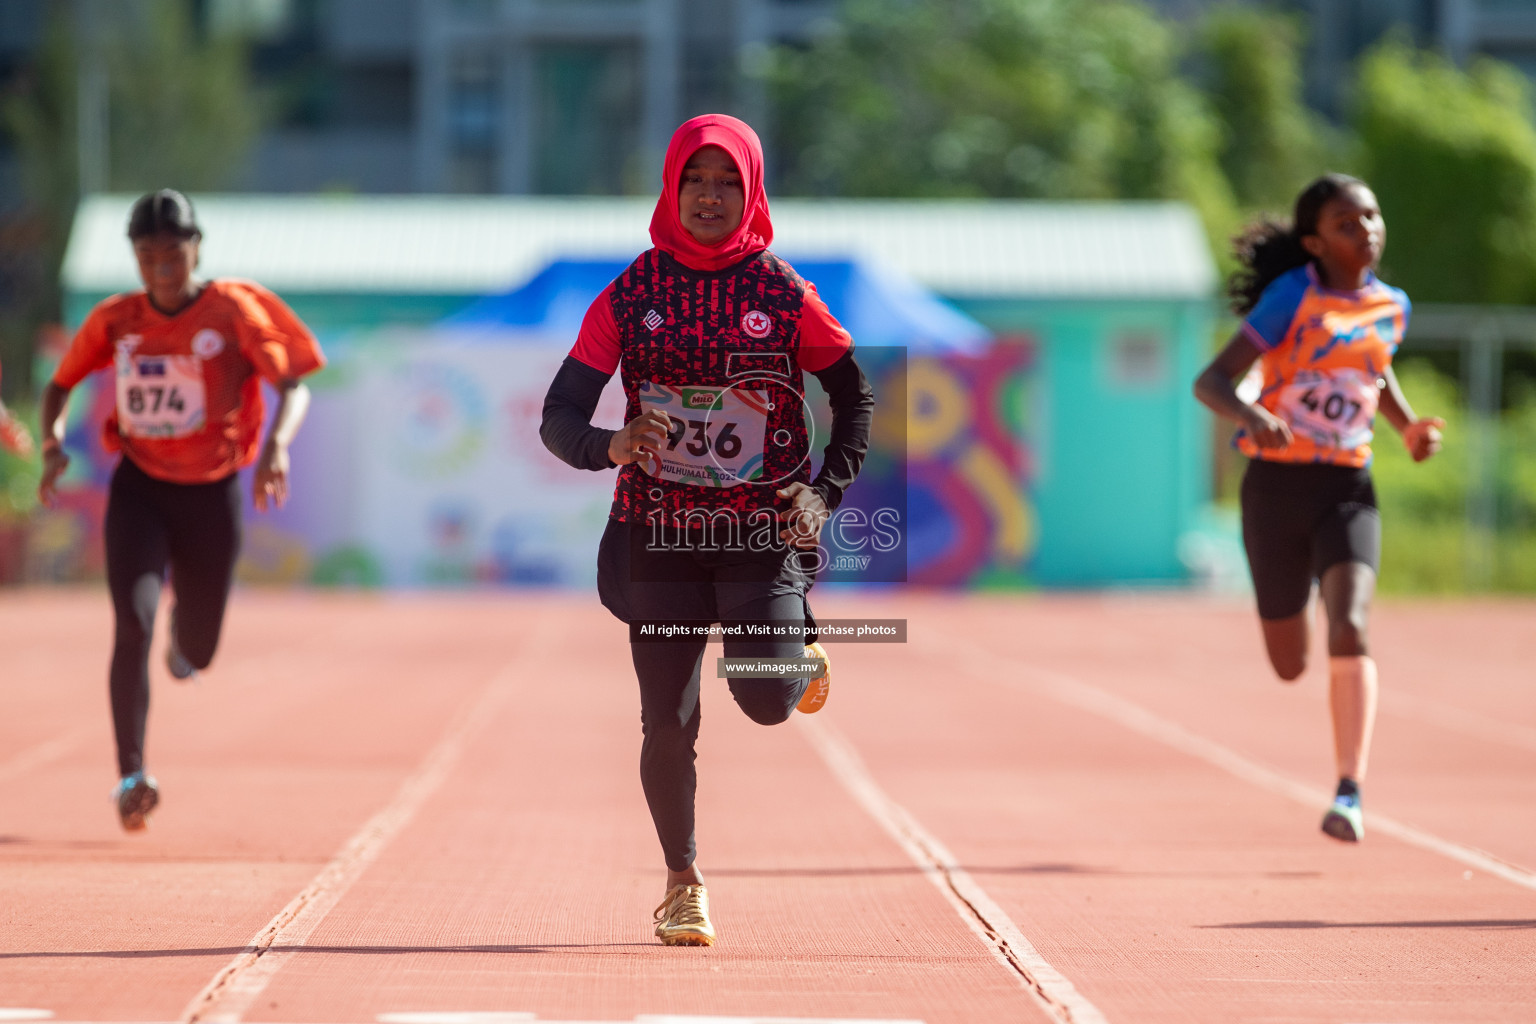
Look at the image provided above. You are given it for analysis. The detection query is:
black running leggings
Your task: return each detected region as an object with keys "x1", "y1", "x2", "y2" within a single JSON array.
[
  {"x1": 598, "y1": 520, "x2": 813, "y2": 871},
  {"x1": 105, "y1": 457, "x2": 242, "y2": 776},
  {"x1": 634, "y1": 587, "x2": 810, "y2": 872}
]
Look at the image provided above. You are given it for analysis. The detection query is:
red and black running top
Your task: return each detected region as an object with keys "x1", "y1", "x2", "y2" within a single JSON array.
[
  {"x1": 542, "y1": 114, "x2": 870, "y2": 526},
  {"x1": 570, "y1": 248, "x2": 853, "y2": 524}
]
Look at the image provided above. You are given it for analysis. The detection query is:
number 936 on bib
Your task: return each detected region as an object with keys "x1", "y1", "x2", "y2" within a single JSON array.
[
  {"x1": 636, "y1": 380, "x2": 771, "y2": 488},
  {"x1": 1275, "y1": 367, "x2": 1380, "y2": 452},
  {"x1": 115, "y1": 352, "x2": 208, "y2": 439}
]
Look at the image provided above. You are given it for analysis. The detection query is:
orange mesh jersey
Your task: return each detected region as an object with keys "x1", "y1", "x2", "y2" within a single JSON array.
[
  {"x1": 1235, "y1": 263, "x2": 1409, "y2": 468},
  {"x1": 54, "y1": 279, "x2": 325, "y2": 484}
]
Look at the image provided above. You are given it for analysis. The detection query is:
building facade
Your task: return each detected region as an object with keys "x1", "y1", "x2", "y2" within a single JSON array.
[
  {"x1": 238, "y1": 0, "x2": 838, "y2": 194},
  {"x1": 2, "y1": 0, "x2": 1535, "y2": 198}
]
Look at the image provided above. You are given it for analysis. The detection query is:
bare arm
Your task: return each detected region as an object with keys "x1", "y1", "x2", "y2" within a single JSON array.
[
  {"x1": 1193, "y1": 332, "x2": 1293, "y2": 450},
  {"x1": 37, "y1": 381, "x2": 73, "y2": 506},
  {"x1": 253, "y1": 379, "x2": 312, "y2": 511},
  {"x1": 1378, "y1": 365, "x2": 1444, "y2": 462},
  {"x1": 1376, "y1": 365, "x2": 1416, "y2": 432}
]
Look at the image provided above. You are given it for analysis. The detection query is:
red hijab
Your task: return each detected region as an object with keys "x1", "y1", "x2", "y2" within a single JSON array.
[{"x1": 648, "y1": 114, "x2": 773, "y2": 273}]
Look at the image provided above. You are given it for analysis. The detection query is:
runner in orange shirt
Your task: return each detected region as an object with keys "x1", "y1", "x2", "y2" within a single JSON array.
[
  {"x1": 38, "y1": 190, "x2": 325, "y2": 831},
  {"x1": 0, "y1": 360, "x2": 36, "y2": 455},
  {"x1": 1195, "y1": 174, "x2": 1443, "y2": 843}
]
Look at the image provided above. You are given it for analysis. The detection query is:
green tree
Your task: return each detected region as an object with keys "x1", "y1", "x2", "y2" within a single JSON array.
[
  {"x1": 0, "y1": 12, "x2": 79, "y2": 401},
  {"x1": 103, "y1": 0, "x2": 260, "y2": 193},
  {"x1": 1355, "y1": 41, "x2": 1536, "y2": 304},
  {"x1": 0, "y1": 0, "x2": 259, "y2": 398},
  {"x1": 1195, "y1": 4, "x2": 1335, "y2": 214},
  {"x1": 765, "y1": 0, "x2": 1236, "y2": 233}
]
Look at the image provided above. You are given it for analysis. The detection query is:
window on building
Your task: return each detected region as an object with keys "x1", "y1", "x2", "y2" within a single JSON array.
[
  {"x1": 533, "y1": 44, "x2": 641, "y2": 195},
  {"x1": 450, "y1": 49, "x2": 499, "y2": 193},
  {"x1": 336, "y1": 63, "x2": 414, "y2": 129},
  {"x1": 681, "y1": 0, "x2": 737, "y2": 115}
]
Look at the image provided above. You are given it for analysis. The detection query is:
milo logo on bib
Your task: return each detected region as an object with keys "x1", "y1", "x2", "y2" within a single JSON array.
[{"x1": 681, "y1": 387, "x2": 724, "y2": 411}]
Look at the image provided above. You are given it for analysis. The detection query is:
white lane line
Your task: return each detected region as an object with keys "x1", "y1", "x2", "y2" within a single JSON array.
[
  {"x1": 955, "y1": 647, "x2": 1536, "y2": 893},
  {"x1": 1384, "y1": 690, "x2": 1536, "y2": 754},
  {"x1": 179, "y1": 665, "x2": 519, "y2": 1024},
  {"x1": 381, "y1": 1016, "x2": 923, "y2": 1024},
  {"x1": 0, "y1": 730, "x2": 91, "y2": 786},
  {"x1": 0, "y1": 1011, "x2": 53, "y2": 1022},
  {"x1": 798, "y1": 716, "x2": 1109, "y2": 1024}
]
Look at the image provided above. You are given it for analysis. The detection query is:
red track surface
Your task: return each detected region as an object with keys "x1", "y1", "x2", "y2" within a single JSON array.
[{"x1": 1, "y1": 588, "x2": 1533, "y2": 1023}]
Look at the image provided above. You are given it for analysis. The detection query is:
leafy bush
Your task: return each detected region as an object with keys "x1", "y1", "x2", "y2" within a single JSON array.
[
  {"x1": 1356, "y1": 42, "x2": 1536, "y2": 304},
  {"x1": 0, "y1": 399, "x2": 40, "y2": 522},
  {"x1": 765, "y1": 0, "x2": 1237, "y2": 235},
  {"x1": 1374, "y1": 361, "x2": 1536, "y2": 592},
  {"x1": 1196, "y1": 4, "x2": 1338, "y2": 215}
]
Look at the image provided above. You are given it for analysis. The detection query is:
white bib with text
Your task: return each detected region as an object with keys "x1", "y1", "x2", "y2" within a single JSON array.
[
  {"x1": 636, "y1": 380, "x2": 770, "y2": 488},
  {"x1": 1275, "y1": 368, "x2": 1380, "y2": 452},
  {"x1": 115, "y1": 353, "x2": 208, "y2": 439}
]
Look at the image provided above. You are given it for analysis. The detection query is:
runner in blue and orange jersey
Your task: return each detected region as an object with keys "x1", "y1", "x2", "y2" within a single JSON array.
[
  {"x1": 38, "y1": 190, "x2": 325, "y2": 831},
  {"x1": 1195, "y1": 173, "x2": 1444, "y2": 844},
  {"x1": 540, "y1": 115, "x2": 874, "y2": 945}
]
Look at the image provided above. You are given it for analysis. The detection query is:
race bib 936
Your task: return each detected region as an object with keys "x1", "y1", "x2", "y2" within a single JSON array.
[{"x1": 636, "y1": 380, "x2": 771, "y2": 488}]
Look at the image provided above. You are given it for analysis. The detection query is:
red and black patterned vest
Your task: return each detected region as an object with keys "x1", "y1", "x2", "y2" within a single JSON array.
[{"x1": 609, "y1": 248, "x2": 813, "y2": 525}]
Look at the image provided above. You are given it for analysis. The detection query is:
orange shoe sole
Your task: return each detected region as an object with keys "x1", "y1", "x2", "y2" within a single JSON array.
[
  {"x1": 797, "y1": 641, "x2": 830, "y2": 713},
  {"x1": 658, "y1": 931, "x2": 715, "y2": 946}
]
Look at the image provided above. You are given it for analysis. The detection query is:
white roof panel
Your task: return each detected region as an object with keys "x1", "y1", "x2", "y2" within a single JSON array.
[{"x1": 64, "y1": 194, "x2": 1215, "y2": 300}]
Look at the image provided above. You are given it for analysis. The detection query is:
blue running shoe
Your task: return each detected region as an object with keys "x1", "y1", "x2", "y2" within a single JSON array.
[
  {"x1": 166, "y1": 609, "x2": 198, "y2": 682},
  {"x1": 1321, "y1": 792, "x2": 1363, "y2": 843},
  {"x1": 114, "y1": 772, "x2": 160, "y2": 831}
]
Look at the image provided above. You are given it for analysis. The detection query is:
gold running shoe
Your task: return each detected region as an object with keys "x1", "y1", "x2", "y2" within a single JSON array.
[
  {"x1": 796, "y1": 641, "x2": 831, "y2": 714},
  {"x1": 653, "y1": 884, "x2": 716, "y2": 946}
]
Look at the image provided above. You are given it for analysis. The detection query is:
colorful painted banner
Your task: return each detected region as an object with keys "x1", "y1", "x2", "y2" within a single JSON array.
[{"x1": 26, "y1": 331, "x2": 1041, "y2": 589}]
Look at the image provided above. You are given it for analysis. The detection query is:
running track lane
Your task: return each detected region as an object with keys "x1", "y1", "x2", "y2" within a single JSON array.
[
  {"x1": 2, "y1": 591, "x2": 1534, "y2": 1021},
  {"x1": 0, "y1": 591, "x2": 1057, "y2": 1023},
  {"x1": 821, "y1": 593, "x2": 1536, "y2": 1022}
]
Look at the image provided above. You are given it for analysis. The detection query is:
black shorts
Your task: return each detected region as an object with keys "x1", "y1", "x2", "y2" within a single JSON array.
[
  {"x1": 595, "y1": 517, "x2": 817, "y2": 637},
  {"x1": 1240, "y1": 459, "x2": 1381, "y2": 621}
]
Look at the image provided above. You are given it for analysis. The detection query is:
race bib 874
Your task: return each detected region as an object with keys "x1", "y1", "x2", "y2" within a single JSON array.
[
  {"x1": 115, "y1": 353, "x2": 207, "y2": 439},
  {"x1": 636, "y1": 380, "x2": 770, "y2": 488}
]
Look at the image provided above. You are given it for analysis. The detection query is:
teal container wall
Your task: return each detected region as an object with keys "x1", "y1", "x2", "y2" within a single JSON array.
[{"x1": 954, "y1": 297, "x2": 1213, "y2": 585}]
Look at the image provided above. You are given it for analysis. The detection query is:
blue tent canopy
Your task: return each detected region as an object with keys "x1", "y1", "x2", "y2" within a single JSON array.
[{"x1": 439, "y1": 258, "x2": 990, "y2": 353}]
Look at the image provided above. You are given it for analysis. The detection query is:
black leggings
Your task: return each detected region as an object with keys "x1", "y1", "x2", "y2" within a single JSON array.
[
  {"x1": 598, "y1": 519, "x2": 813, "y2": 871},
  {"x1": 105, "y1": 457, "x2": 242, "y2": 776}
]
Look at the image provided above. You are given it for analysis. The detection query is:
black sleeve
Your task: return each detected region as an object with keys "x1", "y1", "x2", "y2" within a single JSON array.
[
  {"x1": 540, "y1": 355, "x2": 618, "y2": 472},
  {"x1": 808, "y1": 350, "x2": 875, "y2": 511}
]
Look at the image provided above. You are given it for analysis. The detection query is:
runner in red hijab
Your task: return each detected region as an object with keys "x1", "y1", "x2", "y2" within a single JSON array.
[
  {"x1": 542, "y1": 115, "x2": 875, "y2": 947},
  {"x1": 648, "y1": 114, "x2": 773, "y2": 272}
]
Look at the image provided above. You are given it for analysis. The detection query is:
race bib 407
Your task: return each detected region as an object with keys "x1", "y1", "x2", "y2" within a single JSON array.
[{"x1": 1275, "y1": 368, "x2": 1380, "y2": 452}]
